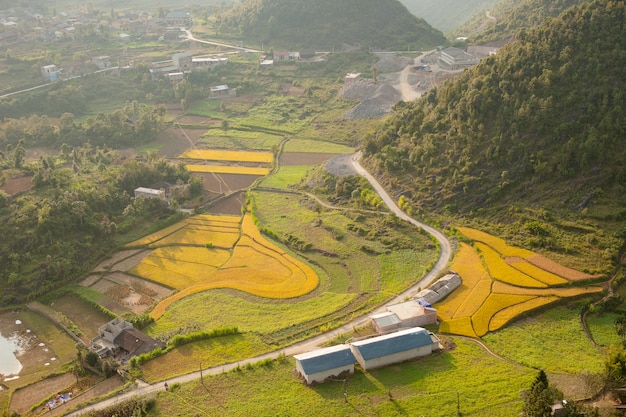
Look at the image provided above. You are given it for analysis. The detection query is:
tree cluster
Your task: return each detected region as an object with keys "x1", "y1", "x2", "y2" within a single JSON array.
[
  {"x1": 365, "y1": 0, "x2": 626, "y2": 213},
  {"x1": 0, "y1": 147, "x2": 196, "y2": 306}
]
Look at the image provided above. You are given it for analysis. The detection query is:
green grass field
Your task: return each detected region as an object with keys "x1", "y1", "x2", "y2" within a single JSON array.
[
  {"x1": 283, "y1": 139, "x2": 355, "y2": 154},
  {"x1": 256, "y1": 166, "x2": 314, "y2": 189},
  {"x1": 587, "y1": 312, "x2": 621, "y2": 347},
  {"x1": 481, "y1": 305, "x2": 606, "y2": 374},
  {"x1": 151, "y1": 338, "x2": 535, "y2": 417}
]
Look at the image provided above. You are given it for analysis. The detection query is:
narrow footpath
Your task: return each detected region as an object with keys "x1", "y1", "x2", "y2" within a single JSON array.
[{"x1": 65, "y1": 152, "x2": 452, "y2": 416}]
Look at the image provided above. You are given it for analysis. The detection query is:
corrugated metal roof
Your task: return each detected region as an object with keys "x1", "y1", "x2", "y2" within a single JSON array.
[
  {"x1": 351, "y1": 327, "x2": 432, "y2": 360},
  {"x1": 294, "y1": 345, "x2": 355, "y2": 374},
  {"x1": 372, "y1": 312, "x2": 401, "y2": 328}
]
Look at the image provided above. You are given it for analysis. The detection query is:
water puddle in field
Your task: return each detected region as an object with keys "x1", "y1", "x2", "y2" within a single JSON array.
[{"x1": 0, "y1": 329, "x2": 24, "y2": 378}]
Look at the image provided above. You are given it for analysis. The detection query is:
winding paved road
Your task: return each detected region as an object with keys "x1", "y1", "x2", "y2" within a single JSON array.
[{"x1": 65, "y1": 152, "x2": 452, "y2": 416}]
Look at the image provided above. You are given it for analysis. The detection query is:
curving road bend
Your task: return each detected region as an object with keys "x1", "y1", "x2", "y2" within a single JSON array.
[{"x1": 65, "y1": 152, "x2": 452, "y2": 416}]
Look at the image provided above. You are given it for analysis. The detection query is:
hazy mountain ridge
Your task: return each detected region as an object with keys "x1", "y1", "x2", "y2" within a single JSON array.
[
  {"x1": 455, "y1": 0, "x2": 591, "y2": 43},
  {"x1": 365, "y1": 0, "x2": 625, "y2": 227},
  {"x1": 219, "y1": 0, "x2": 447, "y2": 50}
]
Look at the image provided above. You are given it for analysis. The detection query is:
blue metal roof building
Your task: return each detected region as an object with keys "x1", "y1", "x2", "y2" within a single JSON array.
[
  {"x1": 350, "y1": 327, "x2": 439, "y2": 370},
  {"x1": 294, "y1": 344, "x2": 355, "y2": 385}
]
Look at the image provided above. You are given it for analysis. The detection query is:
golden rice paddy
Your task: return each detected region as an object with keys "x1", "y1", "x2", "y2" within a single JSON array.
[
  {"x1": 180, "y1": 149, "x2": 274, "y2": 163},
  {"x1": 435, "y1": 229, "x2": 605, "y2": 337},
  {"x1": 126, "y1": 213, "x2": 319, "y2": 320}
]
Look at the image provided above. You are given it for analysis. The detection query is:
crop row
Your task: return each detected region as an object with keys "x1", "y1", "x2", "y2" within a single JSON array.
[
  {"x1": 186, "y1": 164, "x2": 271, "y2": 176},
  {"x1": 179, "y1": 149, "x2": 274, "y2": 163},
  {"x1": 477, "y1": 243, "x2": 547, "y2": 288},
  {"x1": 456, "y1": 226, "x2": 535, "y2": 258}
]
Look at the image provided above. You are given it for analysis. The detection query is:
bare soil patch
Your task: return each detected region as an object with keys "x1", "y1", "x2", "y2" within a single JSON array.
[
  {"x1": 0, "y1": 175, "x2": 33, "y2": 196},
  {"x1": 153, "y1": 127, "x2": 198, "y2": 158},
  {"x1": 108, "y1": 250, "x2": 152, "y2": 272},
  {"x1": 47, "y1": 375, "x2": 125, "y2": 417},
  {"x1": 9, "y1": 373, "x2": 74, "y2": 415},
  {"x1": 92, "y1": 249, "x2": 144, "y2": 272},
  {"x1": 195, "y1": 172, "x2": 260, "y2": 195},
  {"x1": 87, "y1": 273, "x2": 172, "y2": 314},
  {"x1": 280, "y1": 152, "x2": 337, "y2": 166},
  {"x1": 206, "y1": 192, "x2": 247, "y2": 215},
  {"x1": 177, "y1": 115, "x2": 219, "y2": 126},
  {"x1": 49, "y1": 296, "x2": 111, "y2": 340}
]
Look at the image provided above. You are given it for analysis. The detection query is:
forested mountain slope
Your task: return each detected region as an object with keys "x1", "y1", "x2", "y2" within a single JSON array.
[
  {"x1": 456, "y1": 0, "x2": 591, "y2": 43},
  {"x1": 364, "y1": 0, "x2": 625, "y2": 267},
  {"x1": 218, "y1": 0, "x2": 446, "y2": 50}
]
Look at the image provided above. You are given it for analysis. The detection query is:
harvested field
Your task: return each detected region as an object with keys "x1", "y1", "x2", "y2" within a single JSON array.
[
  {"x1": 526, "y1": 254, "x2": 600, "y2": 281},
  {"x1": 176, "y1": 115, "x2": 219, "y2": 126},
  {"x1": 195, "y1": 172, "x2": 260, "y2": 194},
  {"x1": 206, "y1": 192, "x2": 247, "y2": 215},
  {"x1": 9, "y1": 373, "x2": 75, "y2": 415},
  {"x1": 48, "y1": 295, "x2": 111, "y2": 340},
  {"x1": 92, "y1": 249, "x2": 145, "y2": 272},
  {"x1": 280, "y1": 152, "x2": 338, "y2": 166},
  {"x1": 46, "y1": 376, "x2": 125, "y2": 417}
]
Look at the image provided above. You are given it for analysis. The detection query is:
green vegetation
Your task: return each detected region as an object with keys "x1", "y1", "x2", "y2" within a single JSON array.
[
  {"x1": 257, "y1": 166, "x2": 315, "y2": 189},
  {"x1": 151, "y1": 339, "x2": 536, "y2": 416},
  {"x1": 365, "y1": 0, "x2": 625, "y2": 273},
  {"x1": 482, "y1": 305, "x2": 605, "y2": 374},
  {"x1": 219, "y1": 0, "x2": 447, "y2": 50},
  {"x1": 456, "y1": 0, "x2": 590, "y2": 43},
  {"x1": 587, "y1": 312, "x2": 621, "y2": 347}
]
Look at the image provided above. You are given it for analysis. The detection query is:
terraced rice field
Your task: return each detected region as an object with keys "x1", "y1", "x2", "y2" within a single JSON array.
[
  {"x1": 125, "y1": 213, "x2": 319, "y2": 320},
  {"x1": 436, "y1": 227, "x2": 605, "y2": 337}
]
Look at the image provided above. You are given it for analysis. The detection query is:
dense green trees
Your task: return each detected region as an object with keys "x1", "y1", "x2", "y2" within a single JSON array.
[
  {"x1": 219, "y1": 0, "x2": 447, "y2": 50},
  {"x1": 0, "y1": 146, "x2": 196, "y2": 306},
  {"x1": 458, "y1": 0, "x2": 590, "y2": 43},
  {"x1": 366, "y1": 0, "x2": 625, "y2": 211}
]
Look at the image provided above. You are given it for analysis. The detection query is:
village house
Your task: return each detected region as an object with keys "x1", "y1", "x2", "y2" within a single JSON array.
[
  {"x1": 93, "y1": 318, "x2": 164, "y2": 359},
  {"x1": 41, "y1": 64, "x2": 59, "y2": 81},
  {"x1": 92, "y1": 55, "x2": 112, "y2": 70},
  {"x1": 209, "y1": 84, "x2": 236, "y2": 98},
  {"x1": 349, "y1": 327, "x2": 440, "y2": 371},
  {"x1": 164, "y1": 11, "x2": 191, "y2": 28},
  {"x1": 414, "y1": 272, "x2": 461, "y2": 306},
  {"x1": 294, "y1": 344, "x2": 356, "y2": 385},
  {"x1": 172, "y1": 52, "x2": 193, "y2": 71},
  {"x1": 134, "y1": 187, "x2": 165, "y2": 200},
  {"x1": 384, "y1": 299, "x2": 438, "y2": 329},
  {"x1": 344, "y1": 72, "x2": 361, "y2": 85}
]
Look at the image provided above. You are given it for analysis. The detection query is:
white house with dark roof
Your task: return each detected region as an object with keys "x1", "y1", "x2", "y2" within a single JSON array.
[
  {"x1": 350, "y1": 327, "x2": 440, "y2": 370},
  {"x1": 294, "y1": 344, "x2": 356, "y2": 385}
]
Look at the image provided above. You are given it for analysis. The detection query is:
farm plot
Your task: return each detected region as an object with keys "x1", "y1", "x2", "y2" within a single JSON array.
[
  {"x1": 121, "y1": 212, "x2": 320, "y2": 320},
  {"x1": 180, "y1": 149, "x2": 274, "y2": 163},
  {"x1": 198, "y1": 129, "x2": 283, "y2": 151},
  {"x1": 185, "y1": 165, "x2": 271, "y2": 175},
  {"x1": 436, "y1": 231, "x2": 605, "y2": 337}
]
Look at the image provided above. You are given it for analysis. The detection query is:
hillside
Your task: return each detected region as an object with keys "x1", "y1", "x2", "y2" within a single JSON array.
[
  {"x1": 454, "y1": 0, "x2": 591, "y2": 43},
  {"x1": 218, "y1": 0, "x2": 447, "y2": 50},
  {"x1": 364, "y1": 0, "x2": 626, "y2": 270},
  {"x1": 399, "y1": 0, "x2": 501, "y2": 33}
]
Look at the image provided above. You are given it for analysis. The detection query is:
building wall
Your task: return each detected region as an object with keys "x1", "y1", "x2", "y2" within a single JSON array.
[
  {"x1": 352, "y1": 345, "x2": 432, "y2": 370},
  {"x1": 296, "y1": 362, "x2": 354, "y2": 384}
]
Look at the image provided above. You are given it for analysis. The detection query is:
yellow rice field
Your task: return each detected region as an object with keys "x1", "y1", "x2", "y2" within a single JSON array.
[
  {"x1": 457, "y1": 226, "x2": 535, "y2": 258},
  {"x1": 180, "y1": 149, "x2": 274, "y2": 163},
  {"x1": 487, "y1": 296, "x2": 559, "y2": 332},
  {"x1": 145, "y1": 212, "x2": 319, "y2": 319},
  {"x1": 185, "y1": 164, "x2": 272, "y2": 175},
  {"x1": 435, "y1": 229, "x2": 605, "y2": 338},
  {"x1": 477, "y1": 243, "x2": 547, "y2": 288}
]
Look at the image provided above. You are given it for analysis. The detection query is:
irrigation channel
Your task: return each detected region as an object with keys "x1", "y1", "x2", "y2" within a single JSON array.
[{"x1": 65, "y1": 152, "x2": 453, "y2": 416}]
